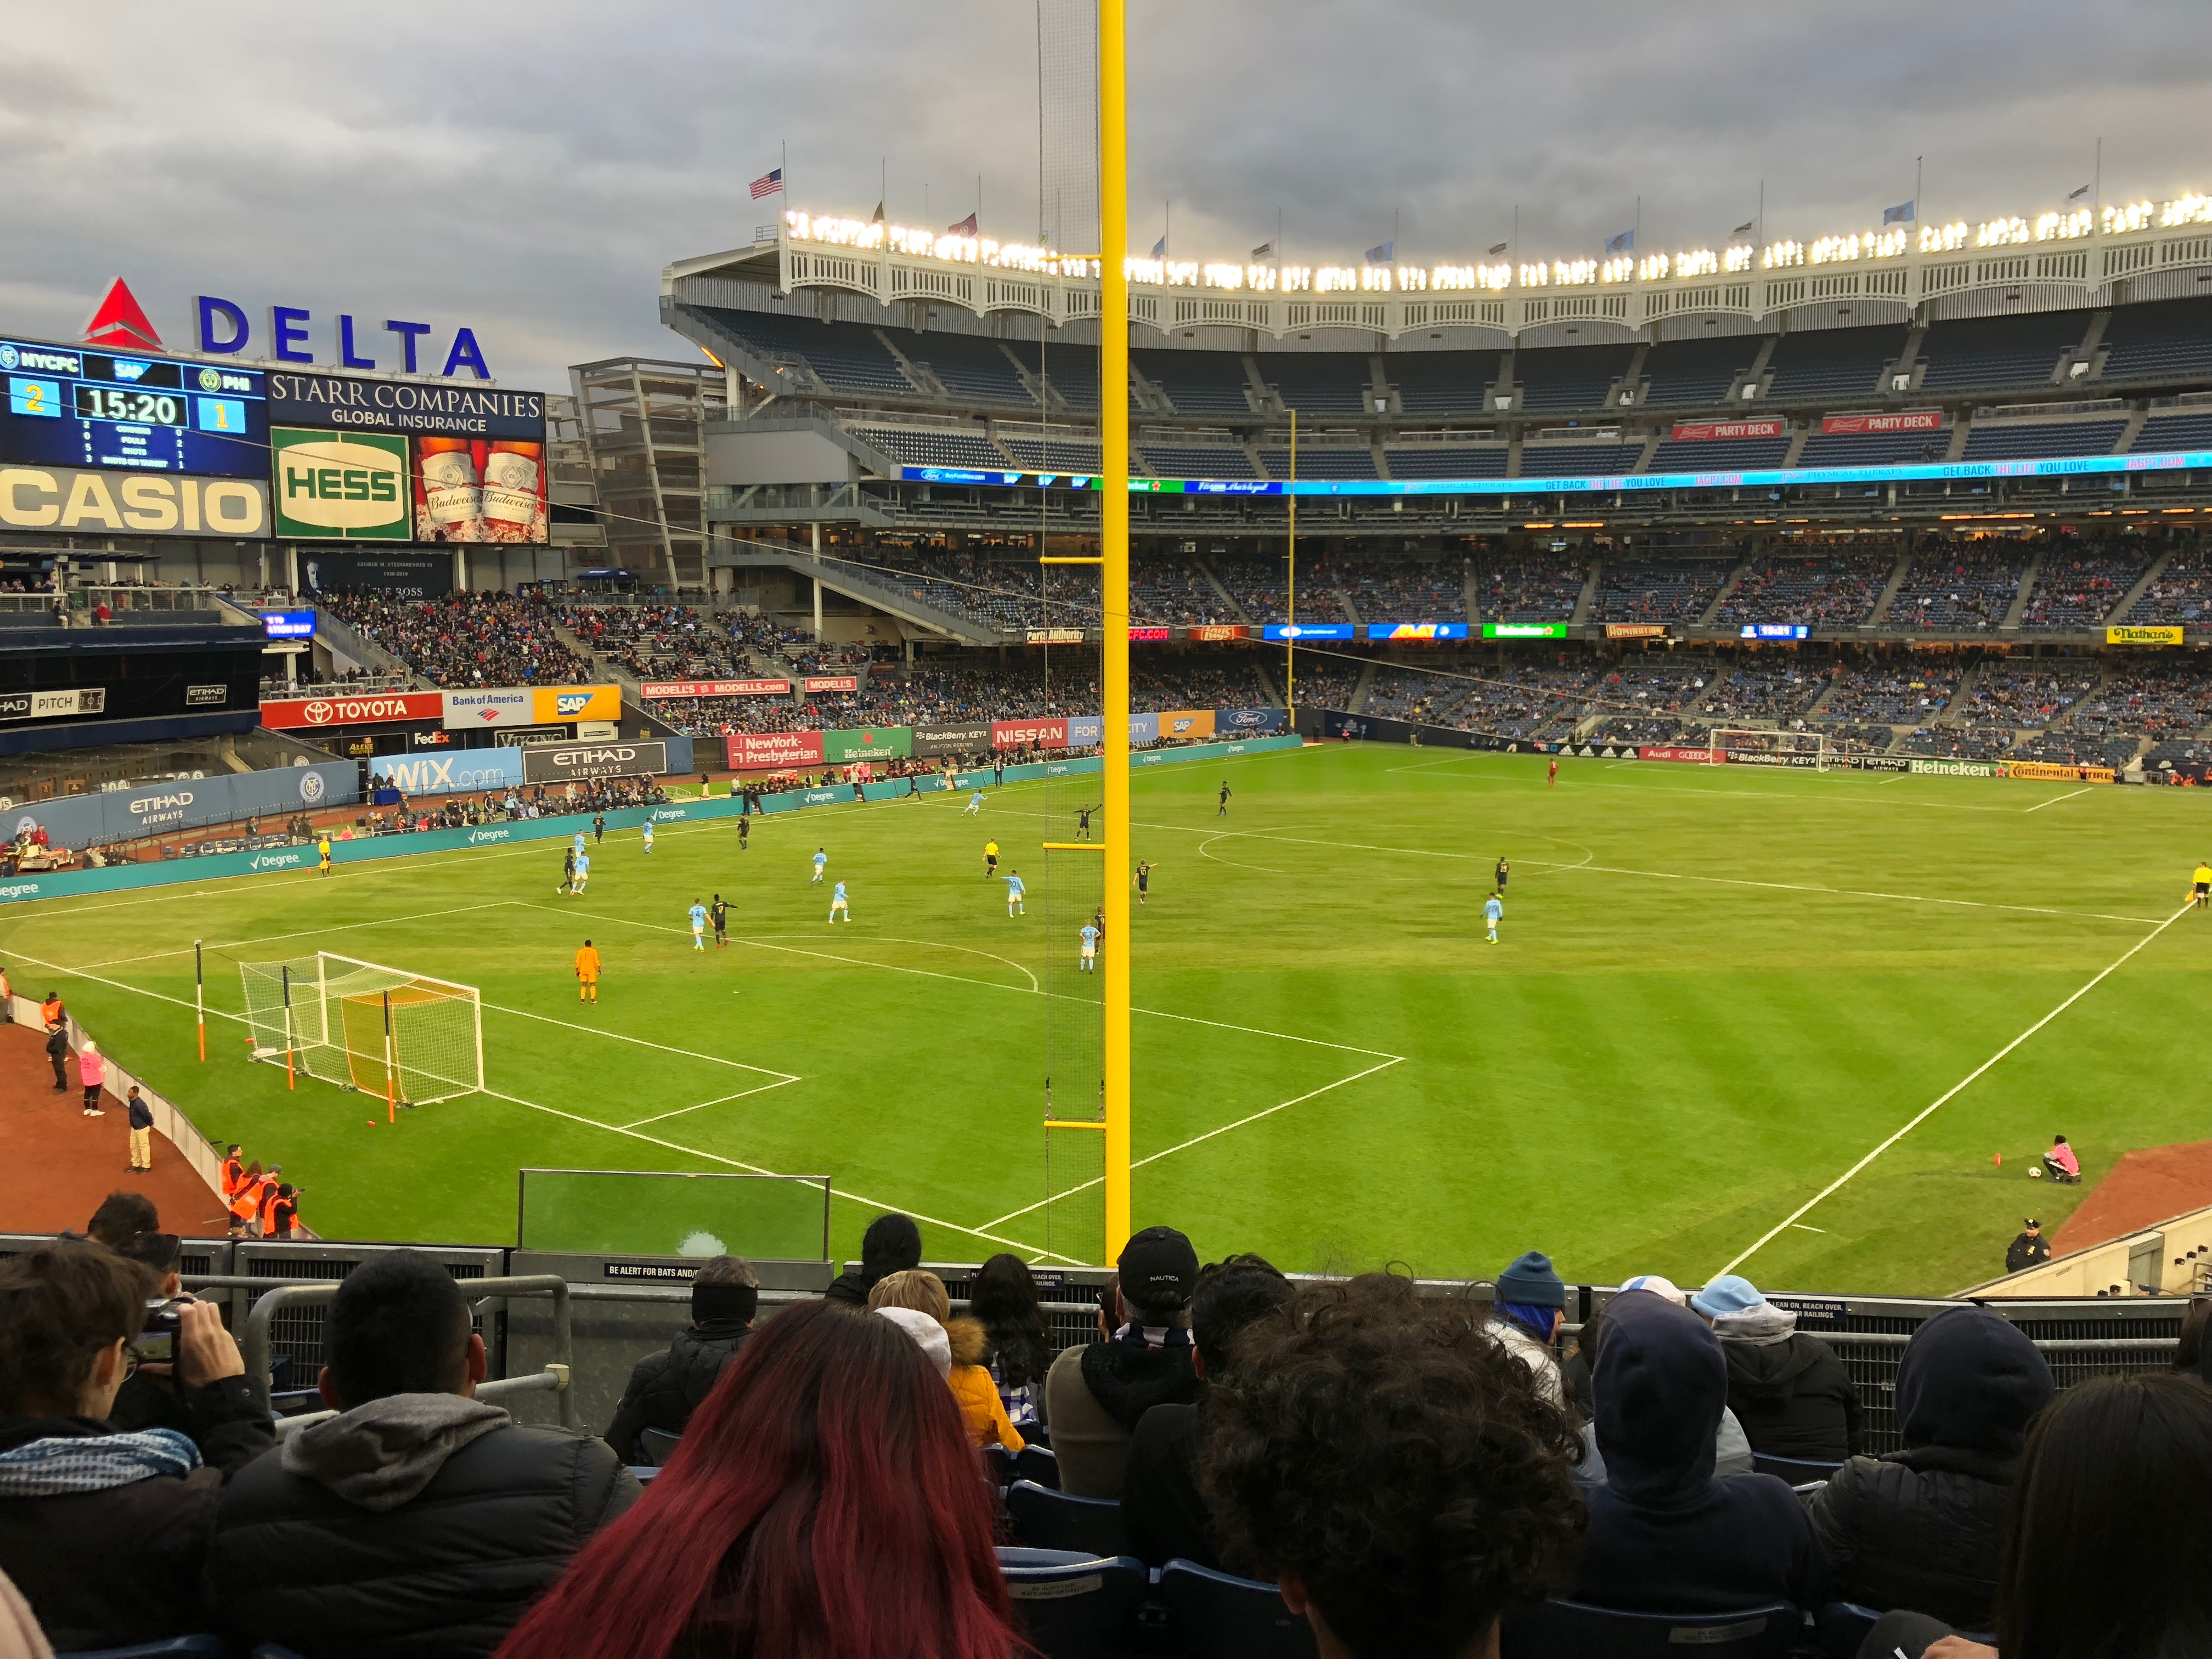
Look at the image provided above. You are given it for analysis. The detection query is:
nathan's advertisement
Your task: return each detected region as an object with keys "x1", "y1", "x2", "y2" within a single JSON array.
[
  {"x1": 725, "y1": 730, "x2": 826, "y2": 769},
  {"x1": 412, "y1": 436, "x2": 547, "y2": 544}
]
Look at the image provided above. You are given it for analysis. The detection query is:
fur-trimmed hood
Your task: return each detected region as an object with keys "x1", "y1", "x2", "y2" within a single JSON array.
[{"x1": 946, "y1": 1314, "x2": 990, "y2": 1369}]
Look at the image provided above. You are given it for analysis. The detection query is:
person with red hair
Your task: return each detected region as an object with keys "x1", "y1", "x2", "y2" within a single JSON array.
[{"x1": 494, "y1": 1300, "x2": 1025, "y2": 1659}]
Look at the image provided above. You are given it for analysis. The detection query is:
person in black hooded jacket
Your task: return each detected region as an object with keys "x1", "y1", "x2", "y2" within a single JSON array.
[
  {"x1": 1572, "y1": 1289, "x2": 1829, "y2": 1616},
  {"x1": 603, "y1": 1256, "x2": 758, "y2": 1463},
  {"x1": 823, "y1": 1211, "x2": 922, "y2": 1307},
  {"x1": 1807, "y1": 1304, "x2": 2052, "y2": 1630}
]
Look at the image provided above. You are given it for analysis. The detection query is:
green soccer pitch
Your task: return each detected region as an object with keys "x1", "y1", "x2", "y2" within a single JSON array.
[{"x1": 5, "y1": 743, "x2": 2206, "y2": 1294}]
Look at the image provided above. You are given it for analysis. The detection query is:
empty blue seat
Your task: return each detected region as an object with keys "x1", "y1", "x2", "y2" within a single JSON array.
[
  {"x1": 637, "y1": 1426, "x2": 683, "y2": 1466},
  {"x1": 1158, "y1": 1559, "x2": 1318, "y2": 1659},
  {"x1": 55, "y1": 1639, "x2": 228, "y2": 1659},
  {"x1": 1501, "y1": 1600, "x2": 1804, "y2": 1659},
  {"x1": 1005, "y1": 1478, "x2": 1125, "y2": 1556},
  {"x1": 996, "y1": 1548, "x2": 1146, "y2": 1659},
  {"x1": 1013, "y1": 1444, "x2": 1060, "y2": 1489}
]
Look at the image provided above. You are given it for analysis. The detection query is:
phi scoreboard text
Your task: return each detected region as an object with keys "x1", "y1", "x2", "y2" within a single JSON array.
[{"x1": 0, "y1": 337, "x2": 267, "y2": 478}]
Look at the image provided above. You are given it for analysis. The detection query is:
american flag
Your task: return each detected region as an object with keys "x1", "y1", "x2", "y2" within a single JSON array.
[{"x1": 749, "y1": 167, "x2": 783, "y2": 200}]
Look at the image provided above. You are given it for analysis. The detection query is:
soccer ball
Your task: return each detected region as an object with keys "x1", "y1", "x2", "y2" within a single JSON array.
[{"x1": 2027, "y1": 1166, "x2": 2042, "y2": 1179}]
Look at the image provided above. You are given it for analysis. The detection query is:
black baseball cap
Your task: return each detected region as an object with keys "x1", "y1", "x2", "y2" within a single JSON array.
[
  {"x1": 2023, "y1": 1218, "x2": 2040, "y2": 1229},
  {"x1": 1117, "y1": 1225, "x2": 1199, "y2": 1306}
]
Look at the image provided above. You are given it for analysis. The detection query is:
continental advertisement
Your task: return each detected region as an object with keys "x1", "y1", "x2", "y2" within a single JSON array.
[
  {"x1": 2107, "y1": 625, "x2": 2184, "y2": 646},
  {"x1": 2004, "y1": 760, "x2": 2115, "y2": 783}
]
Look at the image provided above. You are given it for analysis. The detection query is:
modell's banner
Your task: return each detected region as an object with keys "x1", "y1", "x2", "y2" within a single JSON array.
[
  {"x1": 991, "y1": 717, "x2": 1068, "y2": 749},
  {"x1": 725, "y1": 730, "x2": 825, "y2": 769},
  {"x1": 802, "y1": 675, "x2": 860, "y2": 693},
  {"x1": 1820, "y1": 410, "x2": 1942, "y2": 435},
  {"x1": 641, "y1": 679, "x2": 789, "y2": 699},
  {"x1": 259, "y1": 691, "x2": 445, "y2": 729},
  {"x1": 1669, "y1": 419, "x2": 1782, "y2": 442}
]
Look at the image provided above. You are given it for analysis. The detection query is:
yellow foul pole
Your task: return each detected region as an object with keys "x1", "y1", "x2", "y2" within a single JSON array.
[{"x1": 1099, "y1": 0, "x2": 1132, "y2": 1261}]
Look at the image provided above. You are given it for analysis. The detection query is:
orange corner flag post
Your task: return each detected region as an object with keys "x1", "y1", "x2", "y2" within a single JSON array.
[
  {"x1": 194, "y1": 939, "x2": 206, "y2": 1061},
  {"x1": 383, "y1": 990, "x2": 397, "y2": 1125}
]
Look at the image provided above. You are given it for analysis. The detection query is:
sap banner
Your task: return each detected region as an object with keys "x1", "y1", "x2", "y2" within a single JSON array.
[
  {"x1": 369, "y1": 749, "x2": 523, "y2": 795},
  {"x1": 8, "y1": 760, "x2": 356, "y2": 849}
]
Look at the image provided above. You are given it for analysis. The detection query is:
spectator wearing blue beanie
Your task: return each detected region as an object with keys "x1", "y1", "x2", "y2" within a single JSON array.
[
  {"x1": 1490, "y1": 1250, "x2": 1566, "y2": 1405},
  {"x1": 1690, "y1": 1274, "x2": 1860, "y2": 1465}
]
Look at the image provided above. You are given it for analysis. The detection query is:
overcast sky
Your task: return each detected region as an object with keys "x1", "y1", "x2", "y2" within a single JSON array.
[{"x1": 3, "y1": 1, "x2": 2206, "y2": 393}]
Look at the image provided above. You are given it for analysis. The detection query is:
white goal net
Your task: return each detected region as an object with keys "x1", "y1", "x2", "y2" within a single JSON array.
[
  {"x1": 1707, "y1": 727, "x2": 1835, "y2": 771},
  {"x1": 239, "y1": 953, "x2": 483, "y2": 1105}
]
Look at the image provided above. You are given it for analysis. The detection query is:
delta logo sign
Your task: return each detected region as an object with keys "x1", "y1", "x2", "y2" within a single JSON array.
[{"x1": 83, "y1": 278, "x2": 494, "y2": 380}]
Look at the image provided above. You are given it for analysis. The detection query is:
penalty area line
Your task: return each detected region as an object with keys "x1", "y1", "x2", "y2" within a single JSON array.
[{"x1": 1715, "y1": 900, "x2": 2193, "y2": 1278}]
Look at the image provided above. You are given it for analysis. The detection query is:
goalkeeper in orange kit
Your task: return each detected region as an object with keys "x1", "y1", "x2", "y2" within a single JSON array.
[{"x1": 574, "y1": 939, "x2": 602, "y2": 1003}]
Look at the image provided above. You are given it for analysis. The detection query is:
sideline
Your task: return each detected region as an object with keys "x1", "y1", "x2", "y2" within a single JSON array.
[{"x1": 1715, "y1": 900, "x2": 2194, "y2": 1277}]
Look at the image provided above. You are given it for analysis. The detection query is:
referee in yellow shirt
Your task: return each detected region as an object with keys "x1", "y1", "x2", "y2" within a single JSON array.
[{"x1": 2193, "y1": 862, "x2": 2212, "y2": 909}]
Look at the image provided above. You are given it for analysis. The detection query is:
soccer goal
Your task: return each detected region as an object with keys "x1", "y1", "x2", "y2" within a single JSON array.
[
  {"x1": 1706, "y1": 728, "x2": 1836, "y2": 771},
  {"x1": 239, "y1": 953, "x2": 484, "y2": 1107}
]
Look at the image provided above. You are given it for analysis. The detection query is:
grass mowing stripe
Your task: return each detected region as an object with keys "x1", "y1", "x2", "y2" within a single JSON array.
[{"x1": 1716, "y1": 900, "x2": 2193, "y2": 1278}]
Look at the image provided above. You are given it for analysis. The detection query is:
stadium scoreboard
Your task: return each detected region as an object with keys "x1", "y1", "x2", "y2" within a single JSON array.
[{"x1": 0, "y1": 337, "x2": 267, "y2": 477}]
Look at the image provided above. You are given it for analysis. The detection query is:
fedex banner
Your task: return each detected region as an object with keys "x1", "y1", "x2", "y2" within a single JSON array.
[
  {"x1": 370, "y1": 748, "x2": 524, "y2": 795},
  {"x1": 260, "y1": 691, "x2": 443, "y2": 729},
  {"x1": 642, "y1": 679, "x2": 789, "y2": 699},
  {"x1": 1669, "y1": 419, "x2": 1783, "y2": 442},
  {"x1": 725, "y1": 730, "x2": 825, "y2": 769},
  {"x1": 1821, "y1": 410, "x2": 1942, "y2": 435}
]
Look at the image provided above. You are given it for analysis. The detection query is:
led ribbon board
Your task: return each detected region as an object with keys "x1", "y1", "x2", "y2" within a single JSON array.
[{"x1": 0, "y1": 337, "x2": 266, "y2": 477}]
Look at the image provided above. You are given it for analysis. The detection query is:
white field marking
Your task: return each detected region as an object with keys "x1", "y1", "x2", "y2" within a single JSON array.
[
  {"x1": 0, "y1": 938, "x2": 1066, "y2": 1262},
  {"x1": 1386, "y1": 753, "x2": 2033, "y2": 812},
  {"x1": 67, "y1": 904, "x2": 515, "y2": 970},
  {"x1": 975, "y1": 1056, "x2": 1405, "y2": 1233},
  {"x1": 480, "y1": 999, "x2": 798, "y2": 1082},
  {"x1": 1517, "y1": 857, "x2": 2164, "y2": 926},
  {"x1": 2024, "y1": 787, "x2": 2093, "y2": 813},
  {"x1": 1197, "y1": 831, "x2": 1297, "y2": 875},
  {"x1": 1716, "y1": 900, "x2": 2193, "y2": 1278},
  {"x1": 1790, "y1": 1224, "x2": 1829, "y2": 1234},
  {"x1": 871, "y1": 936, "x2": 1039, "y2": 994},
  {"x1": 527, "y1": 897, "x2": 1401, "y2": 1058},
  {"x1": 479, "y1": 1088, "x2": 1082, "y2": 1266},
  {"x1": 1239, "y1": 827, "x2": 1598, "y2": 873},
  {"x1": 616, "y1": 1077, "x2": 801, "y2": 1130}
]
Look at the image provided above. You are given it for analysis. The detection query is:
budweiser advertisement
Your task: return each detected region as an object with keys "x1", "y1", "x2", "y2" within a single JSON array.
[
  {"x1": 725, "y1": 730, "x2": 826, "y2": 769},
  {"x1": 259, "y1": 691, "x2": 444, "y2": 729},
  {"x1": 801, "y1": 675, "x2": 859, "y2": 693},
  {"x1": 411, "y1": 436, "x2": 548, "y2": 544},
  {"x1": 991, "y1": 718, "x2": 1068, "y2": 749},
  {"x1": 1668, "y1": 419, "x2": 1783, "y2": 442},
  {"x1": 640, "y1": 679, "x2": 789, "y2": 699},
  {"x1": 1820, "y1": 410, "x2": 1942, "y2": 435}
]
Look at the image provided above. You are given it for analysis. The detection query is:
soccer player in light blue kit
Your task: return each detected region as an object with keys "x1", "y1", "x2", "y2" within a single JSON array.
[
  {"x1": 688, "y1": 899, "x2": 708, "y2": 950},
  {"x1": 828, "y1": 879, "x2": 850, "y2": 922},
  {"x1": 574, "y1": 830, "x2": 586, "y2": 857},
  {"x1": 964, "y1": 788, "x2": 986, "y2": 816},
  {"x1": 1079, "y1": 921, "x2": 1099, "y2": 972},
  {"x1": 1003, "y1": 868, "x2": 1025, "y2": 916},
  {"x1": 572, "y1": 851, "x2": 590, "y2": 894},
  {"x1": 811, "y1": 847, "x2": 827, "y2": 884},
  {"x1": 642, "y1": 821, "x2": 656, "y2": 855},
  {"x1": 1484, "y1": 890, "x2": 1503, "y2": 944}
]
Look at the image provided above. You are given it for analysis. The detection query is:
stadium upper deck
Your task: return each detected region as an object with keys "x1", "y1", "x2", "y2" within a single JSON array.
[{"x1": 667, "y1": 184, "x2": 2212, "y2": 540}]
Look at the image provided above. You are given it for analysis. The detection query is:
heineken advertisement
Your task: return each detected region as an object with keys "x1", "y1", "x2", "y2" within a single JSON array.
[
  {"x1": 823, "y1": 726, "x2": 912, "y2": 763},
  {"x1": 1482, "y1": 622, "x2": 1569, "y2": 640},
  {"x1": 270, "y1": 426, "x2": 410, "y2": 540}
]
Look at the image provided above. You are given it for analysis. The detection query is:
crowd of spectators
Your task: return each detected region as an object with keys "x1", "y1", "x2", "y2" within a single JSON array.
[
  {"x1": 2017, "y1": 546, "x2": 2151, "y2": 631},
  {"x1": 2066, "y1": 661, "x2": 2212, "y2": 747},
  {"x1": 1595, "y1": 559, "x2": 1731, "y2": 624},
  {"x1": 1472, "y1": 555, "x2": 1588, "y2": 621},
  {"x1": 1697, "y1": 657, "x2": 1832, "y2": 724},
  {"x1": 1887, "y1": 543, "x2": 2030, "y2": 632},
  {"x1": 369, "y1": 777, "x2": 668, "y2": 834},
  {"x1": 1819, "y1": 662, "x2": 1961, "y2": 725},
  {"x1": 7, "y1": 1212, "x2": 2208, "y2": 1659},
  {"x1": 1713, "y1": 555, "x2": 1890, "y2": 629},
  {"x1": 318, "y1": 591, "x2": 590, "y2": 688},
  {"x1": 1207, "y1": 554, "x2": 1349, "y2": 624},
  {"x1": 1954, "y1": 664, "x2": 2099, "y2": 730},
  {"x1": 2122, "y1": 543, "x2": 2212, "y2": 624},
  {"x1": 1898, "y1": 725, "x2": 2019, "y2": 761}
]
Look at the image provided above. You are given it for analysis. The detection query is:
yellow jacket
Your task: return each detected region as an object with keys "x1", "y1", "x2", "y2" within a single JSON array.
[{"x1": 946, "y1": 1316, "x2": 1023, "y2": 1451}]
